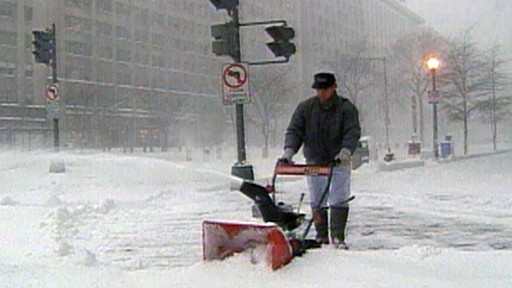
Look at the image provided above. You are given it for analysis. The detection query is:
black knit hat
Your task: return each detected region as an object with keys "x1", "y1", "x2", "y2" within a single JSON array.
[{"x1": 312, "y1": 73, "x2": 336, "y2": 89}]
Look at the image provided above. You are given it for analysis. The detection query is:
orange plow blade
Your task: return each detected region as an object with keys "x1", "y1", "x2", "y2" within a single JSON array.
[{"x1": 202, "y1": 220, "x2": 294, "y2": 270}]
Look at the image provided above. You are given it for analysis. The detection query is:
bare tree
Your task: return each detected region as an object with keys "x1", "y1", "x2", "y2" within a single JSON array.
[
  {"x1": 440, "y1": 30, "x2": 490, "y2": 155},
  {"x1": 323, "y1": 42, "x2": 373, "y2": 114},
  {"x1": 245, "y1": 66, "x2": 297, "y2": 158},
  {"x1": 310, "y1": 41, "x2": 379, "y2": 143},
  {"x1": 474, "y1": 43, "x2": 512, "y2": 151},
  {"x1": 390, "y1": 28, "x2": 447, "y2": 144}
]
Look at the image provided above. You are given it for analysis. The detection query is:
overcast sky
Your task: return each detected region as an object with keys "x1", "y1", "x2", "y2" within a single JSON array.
[{"x1": 405, "y1": 0, "x2": 511, "y2": 52}]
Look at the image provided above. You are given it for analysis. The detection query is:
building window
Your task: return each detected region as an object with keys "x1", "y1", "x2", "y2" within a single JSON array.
[
  {"x1": 66, "y1": 41, "x2": 92, "y2": 57},
  {"x1": 97, "y1": 0, "x2": 112, "y2": 14},
  {"x1": 152, "y1": 33, "x2": 165, "y2": 46},
  {"x1": 0, "y1": 87, "x2": 17, "y2": 103},
  {"x1": 134, "y1": 8, "x2": 148, "y2": 25},
  {"x1": 152, "y1": 53, "x2": 165, "y2": 68},
  {"x1": 116, "y1": 48, "x2": 131, "y2": 62},
  {"x1": 152, "y1": 13, "x2": 166, "y2": 28},
  {"x1": 64, "y1": 15, "x2": 81, "y2": 30},
  {"x1": 115, "y1": 26, "x2": 130, "y2": 39},
  {"x1": 0, "y1": 31, "x2": 16, "y2": 46},
  {"x1": 134, "y1": 68, "x2": 149, "y2": 87},
  {"x1": 97, "y1": 22, "x2": 112, "y2": 37},
  {"x1": 115, "y1": 3, "x2": 130, "y2": 16},
  {"x1": 134, "y1": 44, "x2": 149, "y2": 65},
  {"x1": 0, "y1": 66, "x2": 15, "y2": 76},
  {"x1": 0, "y1": 2, "x2": 15, "y2": 18},
  {"x1": 83, "y1": 0, "x2": 92, "y2": 8},
  {"x1": 153, "y1": 72, "x2": 166, "y2": 89},
  {"x1": 65, "y1": 0, "x2": 81, "y2": 7},
  {"x1": 96, "y1": 61, "x2": 113, "y2": 83},
  {"x1": 64, "y1": 58, "x2": 92, "y2": 81},
  {"x1": 24, "y1": 6, "x2": 33, "y2": 22},
  {"x1": 116, "y1": 72, "x2": 131, "y2": 85},
  {"x1": 98, "y1": 45, "x2": 112, "y2": 59},
  {"x1": 134, "y1": 30, "x2": 149, "y2": 43}
]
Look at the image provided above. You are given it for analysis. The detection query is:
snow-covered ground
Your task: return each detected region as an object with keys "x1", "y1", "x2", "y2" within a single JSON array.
[{"x1": 1, "y1": 147, "x2": 511, "y2": 287}]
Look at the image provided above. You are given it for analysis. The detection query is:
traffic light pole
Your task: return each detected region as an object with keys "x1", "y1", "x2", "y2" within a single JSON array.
[
  {"x1": 209, "y1": 1, "x2": 296, "y2": 180},
  {"x1": 230, "y1": 7, "x2": 254, "y2": 180},
  {"x1": 51, "y1": 23, "x2": 59, "y2": 152}
]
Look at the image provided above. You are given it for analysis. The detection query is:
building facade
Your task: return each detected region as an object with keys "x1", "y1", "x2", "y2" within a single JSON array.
[{"x1": 364, "y1": 0, "x2": 424, "y2": 55}]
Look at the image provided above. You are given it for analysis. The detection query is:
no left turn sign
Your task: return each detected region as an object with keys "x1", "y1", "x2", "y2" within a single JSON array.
[
  {"x1": 46, "y1": 84, "x2": 59, "y2": 101},
  {"x1": 223, "y1": 63, "x2": 247, "y2": 88},
  {"x1": 221, "y1": 63, "x2": 250, "y2": 105}
]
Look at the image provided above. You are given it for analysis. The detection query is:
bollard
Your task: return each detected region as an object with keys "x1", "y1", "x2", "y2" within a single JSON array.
[{"x1": 203, "y1": 148, "x2": 210, "y2": 162}]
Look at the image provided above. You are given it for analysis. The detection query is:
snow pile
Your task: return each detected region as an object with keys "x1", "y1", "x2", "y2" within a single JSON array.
[{"x1": 1, "y1": 196, "x2": 18, "y2": 206}]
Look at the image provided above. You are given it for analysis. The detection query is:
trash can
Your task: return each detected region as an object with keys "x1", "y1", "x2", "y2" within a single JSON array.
[
  {"x1": 356, "y1": 137, "x2": 370, "y2": 163},
  {"x1": 352, "y1": 138, "x2": 370, "y2": 169},
  {"x1": 439, "y1": 141, "x2": 452, "y2": 158},
  {"x1": 408, "y1": 141, "x2": 421, "y2": 156}
]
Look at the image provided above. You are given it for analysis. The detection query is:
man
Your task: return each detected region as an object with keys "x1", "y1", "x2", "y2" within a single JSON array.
[{"x1": 279, "y1": 72, "x2": 361, "y2": 249}]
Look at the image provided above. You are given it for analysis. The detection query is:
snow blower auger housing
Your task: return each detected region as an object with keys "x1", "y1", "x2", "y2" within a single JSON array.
[
  {"x1": 202, "y1": 220, "x2": 294, "y2": 270},
  {"x1": 202, "y1": 163, "x2": 336, "y2": 270}
]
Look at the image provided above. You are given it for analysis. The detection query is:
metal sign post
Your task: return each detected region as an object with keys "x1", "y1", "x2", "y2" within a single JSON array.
[{"x1": 45, "y1": 83, "x2": 61, "y2": 152}]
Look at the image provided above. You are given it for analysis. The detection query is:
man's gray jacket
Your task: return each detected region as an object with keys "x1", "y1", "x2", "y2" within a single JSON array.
[{"x1": 284, "y1": 92, "x2": 361, "y2": 164}]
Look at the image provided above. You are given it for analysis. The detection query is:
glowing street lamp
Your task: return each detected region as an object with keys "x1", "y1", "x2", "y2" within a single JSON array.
[
  {"x1": 426, "y1": 57, "x2": 440, "y2": 71},
  {"x1": 426, "y1": 56, "x2": 440, "y2": 159}
]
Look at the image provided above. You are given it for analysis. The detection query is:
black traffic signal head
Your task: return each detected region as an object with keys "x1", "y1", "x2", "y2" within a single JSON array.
[
  {"x1": 209, "y1": 0, "x2": 239, "y2": 11},
  {"x1": 265, "y1": 26, "x2": 296, "y2": 60},
  {"x1": 32, "y1": 30, "x2": 54, "y2": 64},
  {"x1": 211, "y1": 21, "x2": 240, "y2": 61},
  {"x1": 265, "y1": 26, "x2": 295, "y2": 41}
]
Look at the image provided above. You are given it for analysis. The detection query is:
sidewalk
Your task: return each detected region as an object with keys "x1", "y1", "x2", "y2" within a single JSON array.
[{"x1": 374, "y1": 144, "x2": 512, "y2": 172}]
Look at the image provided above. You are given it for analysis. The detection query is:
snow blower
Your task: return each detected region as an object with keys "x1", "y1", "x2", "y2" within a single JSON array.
[{"x1": 203, "y1": 162, "x2": 354, "y2": 270}]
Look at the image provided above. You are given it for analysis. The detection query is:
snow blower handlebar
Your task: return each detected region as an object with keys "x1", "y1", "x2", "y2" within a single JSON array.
[
  {"x1": 269, "y1": 163, "x2": 335, "y2": 202},
  {"x1": 273, "y1": 163, "x2": 334, "y2": 177}
]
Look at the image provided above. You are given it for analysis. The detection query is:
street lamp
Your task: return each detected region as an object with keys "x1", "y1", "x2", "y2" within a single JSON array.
[{"x1": 426, "y1": 56, "x2": 440, "y2": 159}]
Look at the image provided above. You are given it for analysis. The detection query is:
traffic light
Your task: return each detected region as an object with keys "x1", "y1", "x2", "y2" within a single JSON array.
[
  {"x1": 265, "y1": 26, "x2": 296, "y2": 60},
  {"x1": 208, "y1": 0, "x2": 239, "y2": 11},
  {"x1": 32, "y1": 29, "x2": 54, "y2": 65},
  {"x1": 211, "y1": 22, "x2": 240, "y2": 61}
]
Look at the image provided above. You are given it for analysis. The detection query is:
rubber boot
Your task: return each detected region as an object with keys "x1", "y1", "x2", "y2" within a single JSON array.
[
  {"x1": 312, "y1": 208, "x2": 329, "y2": 244},
  {"x1": 330, "y1": 207, "x2": 349, "y2": 249}
]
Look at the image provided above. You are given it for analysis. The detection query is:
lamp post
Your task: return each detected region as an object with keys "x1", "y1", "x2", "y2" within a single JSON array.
[
  {"x1": 426, "y1": 57, "x2": 440, "y2": 159},
  {"x1": 366, "y1": 57, "x2": 393, "y2": 161}
]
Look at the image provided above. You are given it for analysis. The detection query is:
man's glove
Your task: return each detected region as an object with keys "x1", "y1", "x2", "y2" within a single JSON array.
[
  {"x1": 336, "y1": 148, "x2": 352, "y2": 167},
  {"x1": 277, "y1": 148, "x2": 295, "y2": 165}
]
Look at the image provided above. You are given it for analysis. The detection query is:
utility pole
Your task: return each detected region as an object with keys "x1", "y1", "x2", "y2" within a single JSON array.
[{"x1": 366, "y1": 57, "x2": 393, "y2": 161}]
